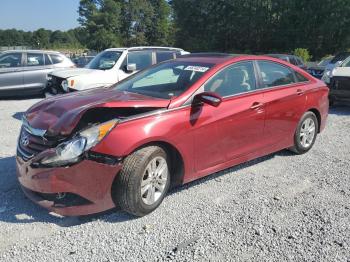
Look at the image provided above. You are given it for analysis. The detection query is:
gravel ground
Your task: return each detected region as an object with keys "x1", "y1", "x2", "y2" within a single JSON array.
[{"x1": 0, "y1": 98, "x2": 349, "y2": 262}]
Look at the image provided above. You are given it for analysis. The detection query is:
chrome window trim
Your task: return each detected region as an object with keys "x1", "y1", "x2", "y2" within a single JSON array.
[
  {"x1": 22, "y1": 116, "x2": 46, "y2": 137},
  {"x1": 256, "y1": 60, "x2": 311, "y2": 89}
]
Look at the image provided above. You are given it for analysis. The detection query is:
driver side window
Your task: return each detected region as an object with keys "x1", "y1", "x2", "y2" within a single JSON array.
[{"x1": 203, "y1": 61, "x2": 256, "y2": 97}]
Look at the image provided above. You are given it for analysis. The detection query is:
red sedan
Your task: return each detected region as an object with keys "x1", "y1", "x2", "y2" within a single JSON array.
[{"x1": 16, "y1": 54, "x2": 329, "y2": 216}]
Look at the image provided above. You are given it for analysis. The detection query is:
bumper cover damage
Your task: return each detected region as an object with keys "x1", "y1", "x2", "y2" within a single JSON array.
[{"x1": 16, "y1": 156, "x2": 122, "y2": 216}]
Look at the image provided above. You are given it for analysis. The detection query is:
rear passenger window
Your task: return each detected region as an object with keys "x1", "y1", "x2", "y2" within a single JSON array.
[
  {"x1": 127, "y1": 51, "x2": 153, "y2": 71},
  {"x1": 44, "y1": 54, "x2": 52, "y2": 65},
  {"x1": 289, "y1": 57, "x2": 298, "y2": 65},
  {"x1": 258, "y1": 61, "x2": 295, "y2": 88},
  {"x1": 295, "y1": 72, "x2": 309, "y2": 82},
  {"x1": 296, "y1": 58, "x2": 304, "y2": 65},
  {"x1": 204, "y1": 61, "x2": 256, "y2": 97},
  {"x1": 50, "y1": 54, "x2": 64, "y2": 64},
  {"x1": 156, "y1": 52, "x2": 174, "y2": 63},
  {"x1": 26, "y1": 53, "x2": 44, "y2": 66}
]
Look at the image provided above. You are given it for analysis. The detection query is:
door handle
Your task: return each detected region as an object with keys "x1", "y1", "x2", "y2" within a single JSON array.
[
  {"x1": 296, "y1": 89, "x2": 304, "y2": 95},
  {"x1": 250, "y1": 102, "x2": 264, "y2": 110}
]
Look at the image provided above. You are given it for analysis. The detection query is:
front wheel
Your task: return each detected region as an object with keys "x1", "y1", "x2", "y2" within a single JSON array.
[
  {"x1": 112, "y1": 146, "x2": 171, "y2": 217},
  {"x1": 290, "y1": 111, "x2": 318, "y2": 154}
]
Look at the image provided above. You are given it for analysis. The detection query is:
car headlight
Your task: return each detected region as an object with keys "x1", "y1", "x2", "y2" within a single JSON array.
[
  {"x1": 46, "y1": 75, "x2": 52, "y2": 81},
  {"x1": 61, "y1": 80, "x2": 69, "y2": 92},
  {"x1": 41, "y1": 119, "x2": 118, "y2": 166}
]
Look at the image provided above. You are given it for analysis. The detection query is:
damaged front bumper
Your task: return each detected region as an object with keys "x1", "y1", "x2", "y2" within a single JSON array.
[{"x1": 16, "y1": 154, "x2": 122, "y2": 216}]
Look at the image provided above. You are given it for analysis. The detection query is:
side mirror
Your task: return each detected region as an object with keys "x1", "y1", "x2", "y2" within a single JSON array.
[
  {"x1": 193, "y1": 92, "x2": 222, "y2": 107},
  {"x1": 126, "y1": 63, "x2": 137, "y2": 72}
]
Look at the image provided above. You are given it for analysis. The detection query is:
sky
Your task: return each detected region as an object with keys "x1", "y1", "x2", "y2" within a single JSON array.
[{"x1": 0, "y1": 0, "x2": 80, "y2": 31}]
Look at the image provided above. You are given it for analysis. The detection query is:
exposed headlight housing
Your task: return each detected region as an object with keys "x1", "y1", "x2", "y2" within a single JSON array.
[
  {"x1": 61, "y1": 80, "x2": 69, "y2": 92},
  {"x1": 41, "y1": 119, "x2": 118, "y2": 166}
]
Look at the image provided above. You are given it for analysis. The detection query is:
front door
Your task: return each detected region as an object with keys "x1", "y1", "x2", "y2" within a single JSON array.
[
  {"x1": 193, "y1": 61, "x2": 265, "y2": 172},
  {"x1": 0, "y1": 52, "x2": 23, "y2": 92}
]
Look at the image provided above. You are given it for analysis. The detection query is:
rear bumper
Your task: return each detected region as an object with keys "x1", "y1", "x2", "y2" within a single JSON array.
[{"x1": 16, "y1": 156, "x2": 122, "y2": 216}]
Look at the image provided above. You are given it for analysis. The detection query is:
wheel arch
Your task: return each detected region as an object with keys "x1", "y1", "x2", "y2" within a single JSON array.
[
  {"x1": 116, "y1": 140, "x2": 185, "y2": 189},
  {"x1": 307, "y1": 108, "x2": 321, "y2": 133}
]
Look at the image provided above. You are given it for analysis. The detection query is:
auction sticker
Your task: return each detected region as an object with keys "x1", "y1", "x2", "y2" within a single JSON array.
[{"x1": 184, "y1": 66, "x2": 209, "y2": 72}]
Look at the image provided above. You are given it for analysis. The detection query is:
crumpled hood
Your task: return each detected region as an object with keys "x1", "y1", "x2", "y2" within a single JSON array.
[
  {"x1": 50, "y1": 68, "x2": 99, "y2": 78},
  {"x1": 25, "y1": 88, "x2": 170, "y2": 136}
]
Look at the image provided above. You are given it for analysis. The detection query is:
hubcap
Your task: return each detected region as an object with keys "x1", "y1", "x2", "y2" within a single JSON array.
[
  {"x1": 141, "y1": 156, "x2": 168, "y2": 205},
  {"x1": 299, "y1": 118, "x2": 316, "y2": 148}
]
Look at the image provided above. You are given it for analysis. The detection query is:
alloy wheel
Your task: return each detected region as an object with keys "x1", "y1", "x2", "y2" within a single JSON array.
[
  {"x1": 141, "y1": 156, "x2": 169, "y2": 205},
  {"x1": 299, "y1": 117, "x2": 316, "y2": 148}
]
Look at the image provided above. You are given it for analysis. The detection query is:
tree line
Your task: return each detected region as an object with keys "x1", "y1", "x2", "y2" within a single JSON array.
[{"x1": 1, "y1": 0, "x2": 350, "y2": 59}]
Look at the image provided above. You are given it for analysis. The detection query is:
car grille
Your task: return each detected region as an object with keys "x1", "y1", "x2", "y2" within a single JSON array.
[{"x1": 17, "y1": 126, "x2": 57, "y2": 161}]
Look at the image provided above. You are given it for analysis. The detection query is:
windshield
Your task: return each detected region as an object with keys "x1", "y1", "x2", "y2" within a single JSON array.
[
  {"x1": 341, "y1": 57, "x2": 350, "y2": 67},
  {"x1": 113, "y1": 61, "x2": 214, "y2": 99},
  {"x1": 318, "y1": 58, "x2": 332, "y2": 66},
  {"x1": 86, "y1": 51, "x2": 122, "y2": 70},
  {"x1": 330, "y1": 52, "x2": 350, "y2": 64}
]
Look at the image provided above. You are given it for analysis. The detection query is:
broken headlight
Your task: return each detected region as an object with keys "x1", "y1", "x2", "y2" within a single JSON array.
[{"x1": 41, "y1": 119, "x2": 118, "y2": 166}]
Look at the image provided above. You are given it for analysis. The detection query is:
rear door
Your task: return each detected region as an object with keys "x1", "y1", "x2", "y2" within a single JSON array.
[
  {"x1": 256, "y1": 60, "x2": 307, "y2": 147},
  {"x1": 22, "y1": 52, "x2": 49, "y2": 93},
  {"x1": 0, "y1": 52, "x2": 24, "y2": 92}
]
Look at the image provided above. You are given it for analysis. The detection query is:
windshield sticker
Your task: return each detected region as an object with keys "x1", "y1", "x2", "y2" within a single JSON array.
[{"x1": 184, "y1": 66, "x2": 209, "y2": 72}]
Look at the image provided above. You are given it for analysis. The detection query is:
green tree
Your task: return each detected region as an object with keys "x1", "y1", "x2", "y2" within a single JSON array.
[
  {"x1": 78, "y1": 0, "x2": 173, "y2": 49},
  {"x1": 78, "y1": 0, "x2": 122, "y2": 50},
  {"x1": 32, "y1": 28, "x2": 51, "y2": 48}
]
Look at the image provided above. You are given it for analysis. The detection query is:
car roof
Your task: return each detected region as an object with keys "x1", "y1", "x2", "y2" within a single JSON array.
[
  {"x1": 105, "y1": 46, "x2": 185, "y2": 52},
  {"x1": 1, "y1": 50, "x2": 62, "y2": 54},
  {"x1": 176, "y1": 53, "x2": 243, "y2": 64},
  {"x1": 266, "y1": 54, "x2": 295, "y2": 58}
]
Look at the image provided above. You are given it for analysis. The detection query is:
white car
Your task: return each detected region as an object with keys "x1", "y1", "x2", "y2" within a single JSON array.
[
  {"x1": 327, "y1": 56, "x2": 350, "y2": 105},
  {"x1": 321, "y1": 52, "x2": 350, "y2": 84},
  {"x1": 47, "y1": 47, "x2": 189, "y2": 93}
]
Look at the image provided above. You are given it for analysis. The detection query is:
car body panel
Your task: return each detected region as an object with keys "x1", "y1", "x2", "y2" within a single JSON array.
[
  {"x1": 16, "y1": 156, "x2": 121, "y2": 216},
  {"x1": 26, "y1": 88, "x2": 170, "y2": 136},
  {"x1": 16, "y1": 54, "x2": 329, "y2": 216}
]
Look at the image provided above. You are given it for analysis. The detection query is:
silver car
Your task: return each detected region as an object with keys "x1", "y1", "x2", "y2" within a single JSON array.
[{"x1": 0, "y1": 50, "x2": 74, "y2": 97}]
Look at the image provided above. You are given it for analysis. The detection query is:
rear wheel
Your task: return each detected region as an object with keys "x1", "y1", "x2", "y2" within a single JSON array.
[
  {"x1": 112, "y1": 146, "x2": 170, "y2": 217},
  {"x1": 290, "y1": 111, "x2": 318, "y2": 154}
]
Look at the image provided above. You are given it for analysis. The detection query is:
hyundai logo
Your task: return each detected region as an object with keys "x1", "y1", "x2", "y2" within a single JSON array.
[{"x1": 21, "y1": 135, "x2": 30, "y2": 147}]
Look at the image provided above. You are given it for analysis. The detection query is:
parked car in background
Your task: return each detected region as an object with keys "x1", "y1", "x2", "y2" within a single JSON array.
[
  {"x1": 322, "y1": 52, "x2": 350, "y2": 84},
  {"x1": 327, "y1": 56, "x2": 350, "y2": 105},
  {"x1": 17, "y1": 54, "x2": 328, "y2": 217},
  {"x1": 307, "y1": 56, "x2": 334, "y2": 79},
  {"x1": 47, "y1": 47, "x2": 189, "y2": 94},
  {"x1": 0, "y1": 50, "x2": 74, "y2": 97},
  {"x1": 266, "y1": 54, "x2": 307, "y2": 70},
  {"x1": 72, "y1": 56, "x2": 95, "y2": 68}
]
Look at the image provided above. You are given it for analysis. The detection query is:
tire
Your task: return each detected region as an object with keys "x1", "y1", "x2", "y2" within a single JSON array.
[
  {"x1": 290, "y1": 111, "x2": 319, "y2": 155},
  {"x1": 112, "y1": 146, "x2": 171, "y2": 217}
]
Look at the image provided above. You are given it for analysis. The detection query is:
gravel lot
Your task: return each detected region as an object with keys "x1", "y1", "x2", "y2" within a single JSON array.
[{"x1": 0, "y1": 98, "x2": 349, "y2": 262}]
